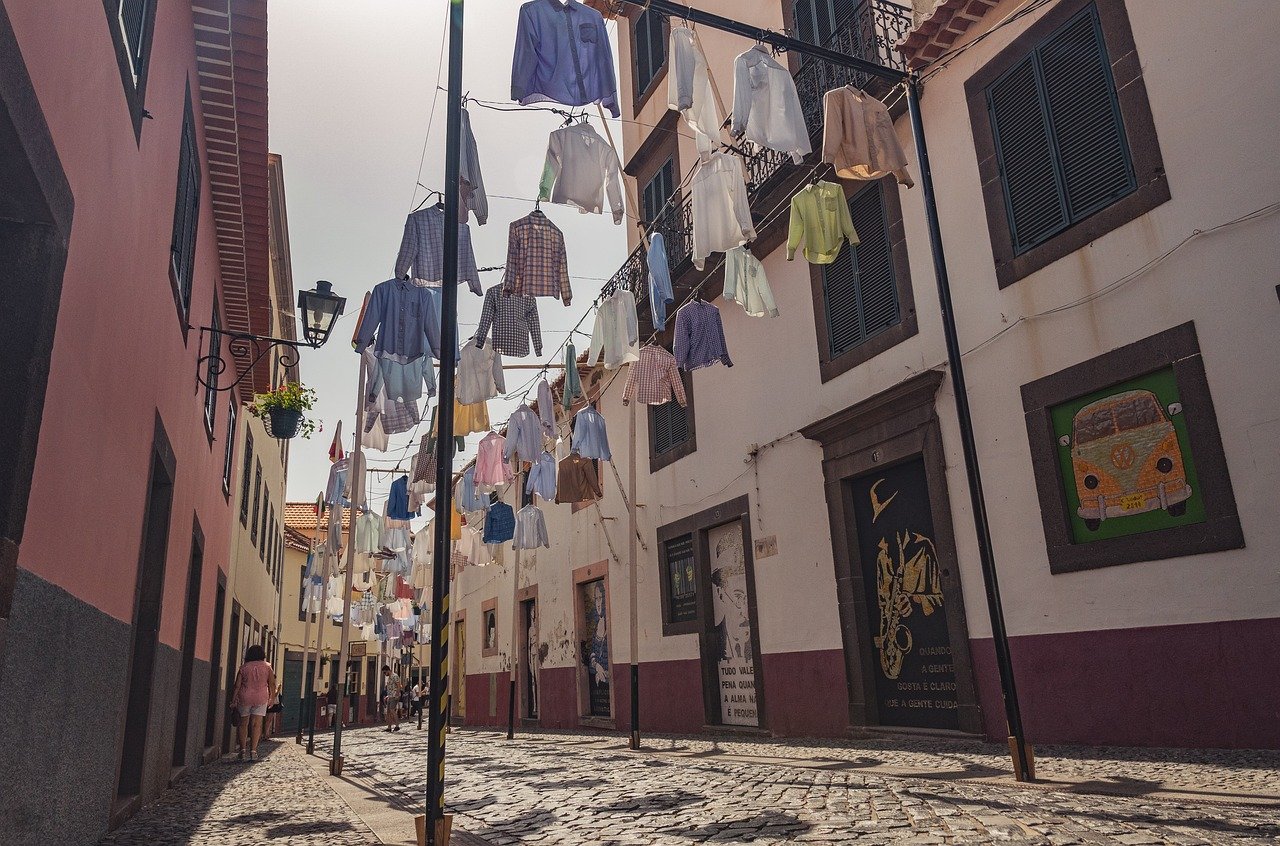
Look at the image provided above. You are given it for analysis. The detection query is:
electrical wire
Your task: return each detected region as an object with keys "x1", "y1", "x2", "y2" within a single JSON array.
[{"x1": 407, "y1": 6, "x2": 451, "y2": 211}]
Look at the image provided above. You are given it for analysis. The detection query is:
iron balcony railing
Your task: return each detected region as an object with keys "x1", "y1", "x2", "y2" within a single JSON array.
[{"x1": 603, "y1": 0, "x2": 911, "y2": 317}]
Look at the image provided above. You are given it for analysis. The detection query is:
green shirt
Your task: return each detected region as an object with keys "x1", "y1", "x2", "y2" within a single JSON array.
[{"x1": 786, "y1": 181, "x2": 859, "y2": 264}]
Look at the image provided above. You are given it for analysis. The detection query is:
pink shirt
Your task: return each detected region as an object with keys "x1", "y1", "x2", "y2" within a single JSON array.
[{"x1": 236, "y1": 660, "x2": 273, "y2": 707}]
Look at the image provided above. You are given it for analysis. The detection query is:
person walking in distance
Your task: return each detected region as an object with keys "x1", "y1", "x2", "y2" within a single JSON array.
[
  {"x1": 229, "y1": 644, "x2": 276, "y2": 761},
  {"x1": 410, "y1": 678, "x2": 423, "y2": 721},
  {"x1": 382, "y1": 666, "x2": 403, "y2": 732}
]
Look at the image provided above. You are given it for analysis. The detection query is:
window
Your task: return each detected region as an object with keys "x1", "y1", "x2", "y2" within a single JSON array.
[
  {"x1": 792, "y1": 0, "x2": 853, "y2": 49},
  {"x1": 239, "y1": 429, "x2": 253, "y2": 524},
  {"x1": 632, "y1": 9, "x2": 666, "y2": 99},
  {"x1": 810, "y1": 179, "x2": 917, "y2": 382},
  {"x1": 259, "y1": 483, "x2": 269, "y2": 558},
  {"x1": 103, "y1": 0, "x2": 157, "y2": 137},
  {"x1": 250, "y1": 463, "x2": 262, "y2": 546},
  {"x1": 966, "y1": 0, "x2": 1168, "y2": 288},
  {"x1": 203, "y1": 305, "x2": 220, "y2": 435},
  {"x1": 481, "y1": 598, "x2": 499, "y2": 658},
  {"x1": 642, "y1": 159, "x2": 675, "y2": 229},
  {"x1": 265, "y1": 506, "x2": 275, "y2": 566},
  {"x1": 170, "y1": 90, "x2": 201, "y2": 324},
  {"x1": 660, "y1": 534, "x2": 699, "y2": 629},
  {"x1": 222, "y1": 399, "x2": 237, "y2": 495},
  {"x1": 649, "y1": 370, "x2": 696, "y2": 471}
]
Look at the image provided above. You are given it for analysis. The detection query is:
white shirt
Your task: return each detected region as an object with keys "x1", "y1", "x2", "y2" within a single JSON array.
[
  {"x1": 456, "y1": 339, "x2": 505, "y2": 405},
  {"x1": 587, "y1": 289, "x2": 640, "y2": 369},
  {"x1": 731, "y1": 45, "x2": 812, "y2": 165},
  {"x1": 690, "y1": 152, "x2": 756, "y2": 270},
  {"x1": 724, "y1": 246, "x2": 779, "y2": 318},
  {"x1": 668, "y1": 26, "x2": 722, "y2": 156},
  {"x1": 538, "y1": 122, "x2": 624, "y2": 223}
]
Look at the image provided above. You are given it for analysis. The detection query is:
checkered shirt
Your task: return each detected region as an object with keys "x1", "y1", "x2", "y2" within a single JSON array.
[
  {"x1": 475, "y1": 284, "x2": 542, "y2": 357},
  {"x1": 623, "y1": 344, "x2": 687, "y2": 407},
  {"x1": 502, "y1": 213, "x2": 572, "y2": 304},
  {"x1": 394, "y1": 206, "x2": 482, "y2": 295},
  {"x1": 365, "y1": 395, "x2": 420, "y2": 436},
  {"x1": 411, "y1": 435, "x2": 438, "y2": 484},
  {"x1": 673, "y1": 300, "x2": 733, "y2": 371}
]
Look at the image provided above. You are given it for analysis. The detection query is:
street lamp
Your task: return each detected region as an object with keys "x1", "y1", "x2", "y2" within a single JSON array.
[{"x1": 197, "y1": 280, "x2": 347, "y2": 392}]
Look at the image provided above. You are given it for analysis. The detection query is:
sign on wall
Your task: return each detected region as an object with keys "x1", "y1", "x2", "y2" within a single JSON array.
[
  {"x1": 708, "y1": 521, "x2": 758, "y2": 727},
  {"x1": 664, "y1": 534, "x2": 698, "y2": 624},
  {"x1": 851, "y1": 458, "x2": 959, "y2": 730}
]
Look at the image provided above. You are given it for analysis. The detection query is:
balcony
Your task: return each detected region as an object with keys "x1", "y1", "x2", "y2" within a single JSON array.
[{"x1": 605, "y1": 0, "x2": 912, "y2": 333}]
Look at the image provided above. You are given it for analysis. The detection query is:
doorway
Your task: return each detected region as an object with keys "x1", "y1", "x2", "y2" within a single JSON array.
[
  {"x1": 203, "y1": 577, "x2": 226, "y2": 750},
  {"x1": 706, "y1": 520, "x2": 760, "y2": 727},
  {"x1": 171, "y1": 520, "x2": 204, "y2": 768},
  {"x1": 578, "y1": 577, "x2": 611, "y2": 718},
  {"x1": 281, "y1": 654, "x2": 303, "y2": 735},
  {"x1": 452, "y1": 617, "x2": 467, "y2": 721},
  {"x1": 222, "y1": 602, "x2": 241, "y2": 753},
  {"x1": 521, "y1": 597, "x2": 539, "y2": 719}
]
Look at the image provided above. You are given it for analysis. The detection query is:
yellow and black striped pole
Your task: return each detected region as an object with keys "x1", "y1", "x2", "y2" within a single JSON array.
[{"x1": 424, "y1": 2, "x2": 465, "y2": 842}]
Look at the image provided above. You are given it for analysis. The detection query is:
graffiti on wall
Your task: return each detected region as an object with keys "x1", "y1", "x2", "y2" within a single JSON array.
[
  {"x1": 708, "y1": 521, "x2": 758, "y2": 727},
  {"x1": 579, "y1": 578, "x2": 611, "y2": 717}
]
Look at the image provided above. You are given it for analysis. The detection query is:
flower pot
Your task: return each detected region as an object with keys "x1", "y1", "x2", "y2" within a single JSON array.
[{"x1": 267, "y1": 407, "x2": 303, "y2": 439}]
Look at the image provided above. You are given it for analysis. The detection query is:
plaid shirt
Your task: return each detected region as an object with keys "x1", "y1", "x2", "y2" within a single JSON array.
[
  {"x1": 623, "y1": 345, "x2": 687, "y2": 407},
  {"x1": 411, "y1": 434, "x2": 437, "y2": 484},
  {"x1": 395, "y1": 207, "x2": 483, "y2": 295},
  {"x1": 475, "y1": 284, "x2": 542, "y2": 357},
  {"x1": 365, "y1": 395, "x2": 421, "y2": 436},
  {"x1": 503, "y1": 212, "x2": 572, "y2": 304},
  {"x1": 674, "y1": 300, "x2": 733, "y2": 371}
]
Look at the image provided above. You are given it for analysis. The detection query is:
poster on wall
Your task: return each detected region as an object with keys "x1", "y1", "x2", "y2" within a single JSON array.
[
  {"x1": 1051, "y1": 367, "x2": 1204, "y2": 543},
  {"x1": 707, "y1": 521, "x2": 758, "y2": 727},
  {"x1": 579, "y1": 579, "x2": 611, "y2": 717},
  {"x1": 851, "y1": 457, "x2": 959, "y2": 730}
]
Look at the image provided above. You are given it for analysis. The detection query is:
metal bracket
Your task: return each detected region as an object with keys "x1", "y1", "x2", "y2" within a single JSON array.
[{"x1": 196, "y1": 325, "x2": 311, "y2": 393}]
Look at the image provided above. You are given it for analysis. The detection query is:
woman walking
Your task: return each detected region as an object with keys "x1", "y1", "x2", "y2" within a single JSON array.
[{"x1": 230, "y1": 644, "x2": 276, "y2": 761}]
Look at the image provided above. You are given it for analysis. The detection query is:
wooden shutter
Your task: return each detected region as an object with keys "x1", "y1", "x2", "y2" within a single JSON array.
[
  {"x1": 649, "y1": 381, "x2": 691, "y2": 457},
  {"x1": 119, "y1": 0, "x2": 151, "y2": 73},
  {"x1": 823, "y1": 183, "x2": 899, "y2": 357},
  {"x1": 987, "y1": 4, "x2": 1134, "y2": 255},
  {"x1": 171, "y1": 95, "x2": 201, "y2": 315},
  {"x1": 635, "y1": 11, "x2": 665, "y2": 94}
]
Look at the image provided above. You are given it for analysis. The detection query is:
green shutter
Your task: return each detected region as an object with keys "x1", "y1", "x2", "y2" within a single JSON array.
[
  {"x1": 822, "y1": 183, "x2": 899, "y2": 357},
  {"x1": 987, "y1": 3, "x2": 1134, "y2": 256},
  {"x1": 650, "y1": 375, "x2": 691, "y2": 457}
]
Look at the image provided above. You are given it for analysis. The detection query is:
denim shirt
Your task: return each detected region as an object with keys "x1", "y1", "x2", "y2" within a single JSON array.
[
  {"x1": 355, "y1": 279, "x2": 444, "y2": 361},
  {"x1": 571, "y1": 405, "x2": 612, "y2": 461},
  {"x1": 511, "y1": 0, "x2": 620, "y2": 118}
]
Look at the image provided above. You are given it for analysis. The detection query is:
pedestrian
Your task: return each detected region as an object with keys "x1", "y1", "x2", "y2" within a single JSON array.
[
  {"x1": 229, "y1": 644, "x2": 276, "y2": 761},
  {"x1": 410, "y1": 678, "x2": 423, "y2": 720},
  {"x1": 265, "y1": 686, "x2": 283, "y2": 737},
  {"x1": 325, "y1": 682, "x2": 339, "y2": 728},
  {"x1": 381, "y1": 666, "x2": 403, "y2": 732}
]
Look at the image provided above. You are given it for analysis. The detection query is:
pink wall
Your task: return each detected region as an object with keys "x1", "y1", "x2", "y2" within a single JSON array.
[{"x1": 8, "y1": 1, "x2": 239, "y2": 661}]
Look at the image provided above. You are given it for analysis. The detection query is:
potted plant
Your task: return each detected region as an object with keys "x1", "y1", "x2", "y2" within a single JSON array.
[{"x1": 250, "y1": 382, "x2": 318, "y2": 439}]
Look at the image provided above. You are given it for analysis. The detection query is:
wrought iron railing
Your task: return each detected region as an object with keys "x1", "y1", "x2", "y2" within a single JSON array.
[{"x1": 603, "y1": 0, "x2": 912, "y2": 314}]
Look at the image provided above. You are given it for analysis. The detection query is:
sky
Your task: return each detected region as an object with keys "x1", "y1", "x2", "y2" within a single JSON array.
[{"x1": 269, "y1": 0, "x2": 630, "y2": 522}]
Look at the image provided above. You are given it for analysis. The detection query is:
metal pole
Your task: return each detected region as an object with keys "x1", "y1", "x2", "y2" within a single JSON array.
[
  {"x1": 426, "y1": 2, "x2": 465, "y2": 841},
  {"x1": 306, "y1": 549, "x2": 330, "y2": 755},
  {"x1": 627, "y1": 401, "x2": 640, "y2": 749},
  {"x1": 507, "y1": 472, "x2": 523, "y2": 741},
  {"x1": 907, "y1": 75, "x2": 1031, "y2": 781},
  {"x1": 296, "y1": 523, "x2": 321, "y2": 744},
  {"x1": 330, "y1": 359, "x2": 368, "y2": 774}
]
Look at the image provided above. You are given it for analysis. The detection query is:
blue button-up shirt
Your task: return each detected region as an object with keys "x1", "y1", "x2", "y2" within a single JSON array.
[
  {"x1": 504, "y1": 405, "x2": 544, "y2": 465},
  {"x1": 455, "y1": 466, "x2": 490, "y2": 514},
  {"x1": 674, "y1": 300, "x2": 734, "y2": 371},
  {"x1": 525, "y1": 451, "x2": 557, "y2": 501},
  {"x1": 511, "y1": 0, "x2": 620, "y2": 118},
  {"x1": 355, "y1": 279, "x2": 444, "y2": 361},
  {"x1": 482, "y1": 502, "x2": 516, "y2": 544},
  {"x1": 571, "y1": 405, "x2": 612, "y2": 461},
  {"x1": 647, "y1": 233, "x2": 674, "y2": 330},
  {"x1": 388, "y1": 475, "x2": 419, "y2": 520}
]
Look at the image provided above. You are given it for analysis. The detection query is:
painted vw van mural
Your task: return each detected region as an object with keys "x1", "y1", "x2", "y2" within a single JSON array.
[{"x1": 1059, "y1": 390, "x2": 1192, "y2": 531}]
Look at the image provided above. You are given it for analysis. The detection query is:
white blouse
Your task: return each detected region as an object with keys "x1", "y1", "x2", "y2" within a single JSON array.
[{"x1": 690, "y1": 152, "x2": 757, "y2": 271}]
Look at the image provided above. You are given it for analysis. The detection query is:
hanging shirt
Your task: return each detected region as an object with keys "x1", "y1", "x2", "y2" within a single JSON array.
[
  {"x1": 459, "y1": 106, "x2": 488, "y2": 225},
  {"x1": 674, "y1": 300, "x2": 733, "y2": 371},
  {"x1": 504, "y1": 405, "x2": 543, "y2": 465},
  {"x1": 724, "y1": 246, "x2": 779, "y2": 318},
  {"x1": 587, "y1": 288, "x2": 639, "y2": 370},
  {"x1": 511, "y1": 0, "x2": 619, "y2": 116},
  {"x1": 387, "y1": 476, "x2": 419, "y2": 520},
  {"x1": 369, "y1": 353, "x2": 436, "y2": 404},
  {"x1": 482, "y1": 502, "x2": 516, "y2": 544},
  {"x1": 538, "y1": 123, "x2": 624, "y2": 223},
  {"x1": 513, "y1": 504, "x2": 551, "y2": 550},
  {"x1": 355, "y1": 508, "x2": 382, "y2": 555},
  {"x1": 536, "y1": 379, "x2": 556, "y2": 438},
  {"x1": 355, "y1": 278, "x2": 444, "y2": 361},
  {"x1": 411, "y1": 434, "x2": 437, "y2": 486},
  {"x1": 562, "y1": 342, "x2": 583, "y2": 410},
  {"x1": 556, "y1": 453, "x2": 603, "y2": 504},
  {"x1": 526, "y1": 451, "x2": 557, "y2": 501},
  {"x1": 455, "y1": 466, "x2": 491, "y2": 513},
  {"x1": 731, "y1": 45, "x2": 812, "y2": 165},
  {"x1": 457, "y1": 338, "x2": 506, "y2": 405},
  {"x1": 394, "y1": 206, "x2": 483, "y2": 294},
  {"x1": 432, "y1": 397, "x2": 491, "y2": 437},
  {"x1": 363, "y1": 389, "x2": 420, "y2": 438},
  {"x1": 503, "y1": 212, "x2": 573, "y2": 305},
  {"x1": 690, "y1": 152, "x2": 756, "y2": 271},
  {"x1": 325, "y1": 457, "x2": 350, "y2": 506},
  {"x1": 787, "y1": 180, "x2": 859, "y2": 264},
  {"x1": 571, "y1": 405, "x2": 611, "y2": 460},
  {"x1": 474, "y1": 432, "x2": 514, "y2": 486},
  {"x1": 623, "y1": 345, "x2": 688, "y2": 407},
  {"x1": 821, "y1": 85, "x2": 914, "y2": 187},
  {"x1": 668, "y1": 26, "x2": 722, "y2": 155},
  {"x1": 475, "y1": 284, "x2": 542, "y2": 357},
  {"x1": 647, "y1": 233, "x2": 674, "y2": 331}
]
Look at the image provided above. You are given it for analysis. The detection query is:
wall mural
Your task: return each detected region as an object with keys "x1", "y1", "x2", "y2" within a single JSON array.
[
  {"x1": 1051, "y1": 367, "x2": 1204, "y2": 544},
  {"x1": 851, "y1": 458, "x2": 958, "y2": 730},
  {"x1": 708, "y1": 521, "x2": 758, "y2": 727},
  {"x1": 579, "y1": 579, "x2": 611, "y2": 717}
]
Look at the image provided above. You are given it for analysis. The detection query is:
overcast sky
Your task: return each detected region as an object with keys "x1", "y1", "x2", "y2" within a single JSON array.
[{"x1": 270, "y1": 0, "x2": 630, "y2": 522}]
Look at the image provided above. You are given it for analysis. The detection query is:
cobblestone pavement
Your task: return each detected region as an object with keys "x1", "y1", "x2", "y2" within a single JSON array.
[
  {"x1": 317, "y1": 727, "x2": 1280, "y2": 846},
  {"x1": 99, "y1": 739, "x2": 378, "y2": 845}
]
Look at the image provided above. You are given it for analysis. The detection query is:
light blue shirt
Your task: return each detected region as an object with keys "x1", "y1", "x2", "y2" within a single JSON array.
[
  {"x1": 571, "y1": 405, "x2": 611, "y2": 461},
  {"x1": 647, "y1": 233, "x2": 674, "y2": 330},
  {"x1": 504, "y1": 405, "x2": 543, "y2": 465},
  {"x1": 511, "y1": 0, "x2": 620, "y2": 118},
  {"x1": 513, "y1": 505, "x2": 550, "y2": 550},
  {"x1": 525, "y1": 451, "x2": 557, "y2": 501},
  {"x1": 455, "y1": 466, "x2": 490, "y2": 514}
]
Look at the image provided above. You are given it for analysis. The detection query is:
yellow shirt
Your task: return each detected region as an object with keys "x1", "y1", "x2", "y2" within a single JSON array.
[
  {"x1": 432, "y1": 398, "x2": 490, "y2": 437},
  {"x1": 786, "y1": 181, "x2": 859, "y2": 264}
]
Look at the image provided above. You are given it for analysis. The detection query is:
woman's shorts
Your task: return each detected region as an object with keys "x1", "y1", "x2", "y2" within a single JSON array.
[{"x1": 237, "y1": 703, "x2": 268, "y2": 717}]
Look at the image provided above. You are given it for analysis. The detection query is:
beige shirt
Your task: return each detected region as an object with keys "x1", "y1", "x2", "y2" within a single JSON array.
[{"x1": 821, "y1": 86, "x2": 914, "y2": 187}]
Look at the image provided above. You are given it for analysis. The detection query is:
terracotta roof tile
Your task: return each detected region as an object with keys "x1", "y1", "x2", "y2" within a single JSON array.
[{"x1": 896, "y1": 0, "x2": 999, "y2": 69}]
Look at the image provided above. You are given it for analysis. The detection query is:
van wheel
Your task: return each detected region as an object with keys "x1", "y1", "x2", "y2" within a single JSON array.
[
  {"x1": 1167, "y1": 502, "x2": 1187, "y2": 517},
  {"x1": 1084, "y1": 518, "x2": 1101, "y2": 531}
]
